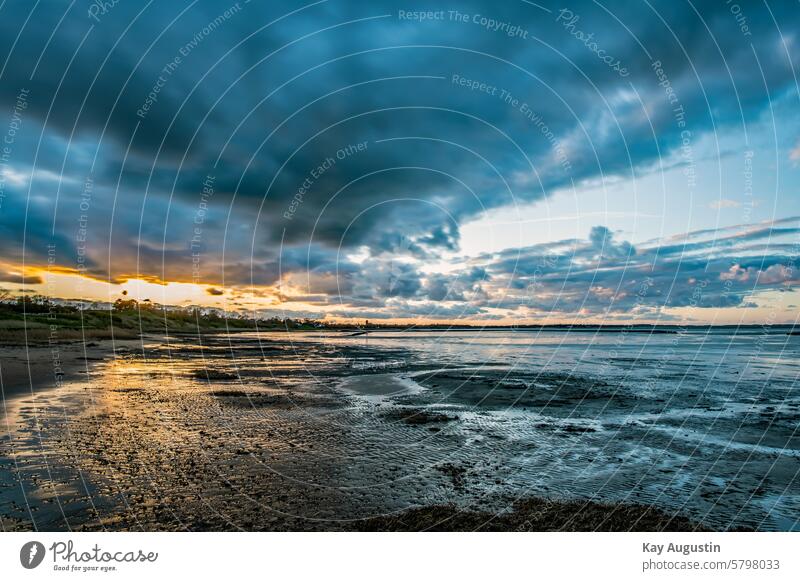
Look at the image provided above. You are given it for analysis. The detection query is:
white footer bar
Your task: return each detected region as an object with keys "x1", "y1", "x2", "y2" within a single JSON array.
[{"x1": 1, "y1": 532, "x2": 797, "y2": 580}]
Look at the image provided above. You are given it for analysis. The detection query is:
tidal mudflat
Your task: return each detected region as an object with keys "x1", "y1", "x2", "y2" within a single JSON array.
[{"x1": 1, "y1": 329, "x2": 798, "y2": 531}]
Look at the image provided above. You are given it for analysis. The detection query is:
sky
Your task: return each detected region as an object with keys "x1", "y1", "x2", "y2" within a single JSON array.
[{"x1": 0, "y1": 0, "x2": 799, "y2": 324}]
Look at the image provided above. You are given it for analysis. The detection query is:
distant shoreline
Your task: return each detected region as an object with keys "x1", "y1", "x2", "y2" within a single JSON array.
[
  {"x1": 2, "y1": 323, "x2": 799, "y2": 346},
  {"x1": 318, "y1": 324, "x2": 798, "y2": 334},
  {"x1": 3, "y1": 298, "x2": 797, "y2": 340},
  {"x1": 350, "y1": 325, "x2": 798, "y2": 332}
]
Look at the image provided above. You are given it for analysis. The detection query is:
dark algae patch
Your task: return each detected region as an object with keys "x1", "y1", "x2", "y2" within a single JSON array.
[
  {"x1": 381, "y1": 407, "x2": 459, "y2": 425},
  {"x1": 355, "y1": 499, "x2": 711, "y2": 532}
]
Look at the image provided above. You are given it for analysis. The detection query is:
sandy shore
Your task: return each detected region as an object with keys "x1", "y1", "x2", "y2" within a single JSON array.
[{"x1": 1, "y1": 332, "x2": 775, "y2": 531}]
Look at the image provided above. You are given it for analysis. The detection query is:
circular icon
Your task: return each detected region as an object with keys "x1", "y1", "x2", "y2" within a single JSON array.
[{"x1": 20, "y1": 541, "x2": 46, "y2": 569}]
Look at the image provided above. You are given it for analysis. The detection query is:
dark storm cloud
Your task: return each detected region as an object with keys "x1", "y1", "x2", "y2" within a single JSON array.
[
  {"x1": 0, "y1": 0, "x2": 798, "y2": 317},
  {"x1": 0, "y1": 181, "x2": 82, "y2": 266}
]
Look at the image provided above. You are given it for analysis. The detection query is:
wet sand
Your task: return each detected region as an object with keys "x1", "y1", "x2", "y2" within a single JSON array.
[
  {"x1": 0, "y1": 339, "x2": 142, "y2": 400},
  {"x1": 1, "y1": 331, "x2": 795, "y2": 531}
]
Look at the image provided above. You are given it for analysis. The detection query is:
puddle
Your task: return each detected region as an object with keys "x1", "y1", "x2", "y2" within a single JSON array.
[{"x1": 337, "y1": 373, "x2": 424, "y2": 402}]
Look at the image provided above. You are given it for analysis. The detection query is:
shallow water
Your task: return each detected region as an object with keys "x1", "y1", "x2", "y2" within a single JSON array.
[{"x1": 1, "y1": 329, "x2": 798, "y2": 530}]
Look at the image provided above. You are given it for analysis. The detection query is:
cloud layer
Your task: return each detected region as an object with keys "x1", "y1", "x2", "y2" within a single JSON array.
[{"x1": 0, "y1": 1, "x2": 798, "y2": 320}]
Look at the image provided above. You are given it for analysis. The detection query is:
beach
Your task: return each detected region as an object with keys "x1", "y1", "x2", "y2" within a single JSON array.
[{"x1": 1, "y1": 329, "x2": 798, "y2": 531}]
